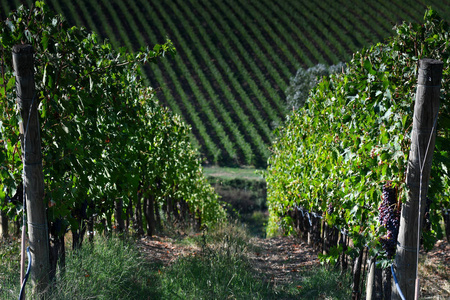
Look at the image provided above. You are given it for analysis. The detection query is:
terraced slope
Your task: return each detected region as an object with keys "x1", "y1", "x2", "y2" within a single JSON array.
[{"x1": 1, "y1": 0, "x2": 449, "y2": 167}]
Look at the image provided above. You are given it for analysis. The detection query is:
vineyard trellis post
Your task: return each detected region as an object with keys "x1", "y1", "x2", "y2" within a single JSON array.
[
  {"x1": 13, "y1": 44, "x2": 50, "y2": 296},
  {"x1": 0, "y1": 196, "x2": 8, "y2": 238},
  {"x1": 365, "y1": 258, "x2": 382, "y2": 299},
  {"x1": 351, "y1": 247, "x2": 364, "y2": 300},
  {"x1": 393, "y1": 58, "x2": 443, "y2": 300}
]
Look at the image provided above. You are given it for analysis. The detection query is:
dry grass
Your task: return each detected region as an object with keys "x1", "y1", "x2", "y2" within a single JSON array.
[{"x1": 419, "y1": 239, "x2": 450, "y2": 299}]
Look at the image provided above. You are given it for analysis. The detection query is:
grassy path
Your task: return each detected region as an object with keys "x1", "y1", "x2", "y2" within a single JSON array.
[
  {"x1": 137, "y1": 231, "x2": 352, "y2": 299},
  {"x1": 1, "y1": 226, "x2": 448, "y2": 299}
]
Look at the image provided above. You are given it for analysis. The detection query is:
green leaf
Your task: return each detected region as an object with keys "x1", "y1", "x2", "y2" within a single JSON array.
[
  {"x1": 6, "y1": 77, "x2": 15, "y2": 91},
  {"x1": 42, "y1": 31, "x2": 49, "y2": 50}
]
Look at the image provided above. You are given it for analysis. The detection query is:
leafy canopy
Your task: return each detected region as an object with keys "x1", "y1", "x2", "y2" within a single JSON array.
[
  {"x1": 266, "y1": 8, "x2": 449, "y2": 255},
  {"x1": 0, "y1": 1, "x2": 225, "y2": 233}
]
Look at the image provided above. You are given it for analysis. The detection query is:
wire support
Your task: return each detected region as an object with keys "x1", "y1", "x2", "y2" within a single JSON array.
[
  {"x1": 20, "y1": 93, "x2": 37, "y2": 294},
  {"x1": 391, "y1": 264, "x2": 406, "y2": 300},
  {"x1": 396, "y1": 242, "x2": 418, "y2": 253},
  {"x1": 293, "y1": 205, "x2": 350, "y2": 236},
  {"x1": 416, "y1": 84, "x2": 441, "y2": 88},
  {"x1": 414, "y1": 108, "x2": 439, "y2": 299},
  {"x1": 23, "y1": 160, "x2": 43, "y2": 166},
  {"x1": 27, "y1": 221, "x2": 48, "y2": 230},
  {"x1": 18, "y1": 247, "x2": 31, "y2": 300}
]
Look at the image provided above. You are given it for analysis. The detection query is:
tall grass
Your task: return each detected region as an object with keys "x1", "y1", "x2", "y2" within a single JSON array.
[
  {"x1": 1, "y1": 224, "x2": 352, "y2": 299},
  {"x1": 44, "y1": 237, "x2": 157, "y2": 299},
  {"x1": 277, "y1": 266, "x2": 352, "y2": 299},
  {"x1": 0, "y1": 238, "x2": 21, "y2": 299},
  {"x1": 158, "y1": 224, "x2": 274, "y2": 299}
]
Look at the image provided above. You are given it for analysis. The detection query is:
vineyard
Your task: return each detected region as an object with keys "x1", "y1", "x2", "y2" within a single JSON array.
[
  {"x1": 265, "y1": 8, "x2": 450, "y2": 298},
  {"x1": 1, "y1": 1, "x2": 450, "y2": 299},
  {"x1": 2, "y1": 0, "x2": 450, "y2": 167},
  {"x1": 0, "y1": 3, "x2": 229, "y2": 296}
]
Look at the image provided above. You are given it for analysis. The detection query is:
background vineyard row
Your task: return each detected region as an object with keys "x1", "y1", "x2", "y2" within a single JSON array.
[{"x1": 1, "y1": 0, "x2": 450, "y2": 167}]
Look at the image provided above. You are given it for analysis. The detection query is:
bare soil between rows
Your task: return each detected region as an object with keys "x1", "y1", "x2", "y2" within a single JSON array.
[{"x1": 137, "y1": 235, "x2": 449, "y2": 298}]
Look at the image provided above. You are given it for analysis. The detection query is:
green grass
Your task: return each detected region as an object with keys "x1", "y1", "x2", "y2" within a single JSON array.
[
  {"x1": 241, "y1": 211, "x2": 269, "y2": 238},
  {"x1": 158, "y1": 223, "x2": 274, "y2": 299},
  {"x1": 204, "y1": 166, "x2": 265, "y2": 180},
  {"x1": 0, "y1": 224, "x2": 353, "y2": 300},
  {"x1": 0, "y1": 238, "x2": 21, "y2": 299},
  {"x1": 205, "y1": 170, "x2": 268, "y2": 236},
  {"x1": 274, "y1": 265, "x2": 352, "y2": 299},
  {"x1": 44, "y1": 238, "x2": 157, "y2": 299},
  {"x1": 158, "y1": 223, "x2": 352, "y2": 299},
  {"x1": 0, "y1": 236, "x2": 160, "y2": 299}
]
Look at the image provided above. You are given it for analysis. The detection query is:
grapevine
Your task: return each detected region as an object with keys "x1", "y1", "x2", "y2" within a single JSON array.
[
  {"x1": 265, "y1": 8, "x2": 450, "y2": 258},
  {"x1": 0, "y1": 2, "x2": 226, "y2": 242}
]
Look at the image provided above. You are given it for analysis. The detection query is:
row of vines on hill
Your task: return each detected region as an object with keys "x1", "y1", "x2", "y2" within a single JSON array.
[
  {"x1": 0, "y1": 2, "x2": 226, "y2": 277},
  {"x1": 151, "y1": 1, "x2": 251, "y2": 165},
  {"x1": 0, "y1": 1, "x2": 290, "y2": 166},
  {"x1": 3, "y1": 0, "x2": 447, "y2": 168},
  {"x1": 266, "y1": 8, "x2": 449, "y2": 264},
  {"x1": 151, "y1": 0, "x2": 274, "y2": 167}
]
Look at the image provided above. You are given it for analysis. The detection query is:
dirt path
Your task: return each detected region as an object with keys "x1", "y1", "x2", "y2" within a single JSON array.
[
  {"x1": 247, "y1": 236, "x2": 319, "y2": 287},
  {"x1": 418, "y1": 239, "x2": 450, "y2": 298},
  {"x1": 137, "y1": 235, "x2": 449, "y2": 298},
  {"x1": 137, "y1": 235, "x2": 320, "y2": 285},
  {"x1": 137, "y1": 235, "x2": 200, "y2": 266}
]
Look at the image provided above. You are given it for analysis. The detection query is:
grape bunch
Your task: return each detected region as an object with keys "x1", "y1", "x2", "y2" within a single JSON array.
[
  {"x1": 327, "y1": 203, "x2": 334, "y2": 215},
  {"x1": 378, "y1": 183, "x2": 400, "y2": 258}
]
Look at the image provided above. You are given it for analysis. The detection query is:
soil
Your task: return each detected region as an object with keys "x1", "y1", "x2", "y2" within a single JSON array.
[
  {"x1": 246, "y1": 236, "x2": 319, "y2": 287},
  {"x1": 137, "y1": 235, "x2": 201, "y2": 266},
  {"x1": 419, "y1": 239, "x2": 450, "y2": 298},
  {"x1": 137, "y1": 235, "x2": 450, "y2": 298}
]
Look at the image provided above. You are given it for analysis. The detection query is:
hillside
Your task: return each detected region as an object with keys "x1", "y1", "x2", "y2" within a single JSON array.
[{"x1": 2, "y1": 0, "x2": 450, "y2": 167}]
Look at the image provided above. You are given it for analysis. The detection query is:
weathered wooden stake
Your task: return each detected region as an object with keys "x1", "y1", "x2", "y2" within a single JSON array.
[
  {"x1": 393, "y1": 58, "x2": 443, "y2": 300},
  {"x1": 382, "y1": 267, "x2": 392, "y2": 299},
  {"x1": 0, "y1": 196, "x2": 8, "y2": 238},
  {"x1": 366, "y1": 258, "x2": 383, "y2": 299},
  {"x1": 351, "y1": 248, "x2": 364, "y2": 300},
  {"x1": 444, "y1": 209, "x2": 450, "y2": 242},
  {"x1": 13, "y1": 44, "x2": 49, "y2": 296}
]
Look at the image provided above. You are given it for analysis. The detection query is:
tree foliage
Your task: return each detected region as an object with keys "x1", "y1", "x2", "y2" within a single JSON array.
[
  {"x1": 266, "y1": 8, "x2": 449, "y2": 256},
  {"x1": 285, "y1": 62, "x2": 345, "y2": 111},
  {"x1": 0, "y1": 2, "x2": 225, "y2": 238}
]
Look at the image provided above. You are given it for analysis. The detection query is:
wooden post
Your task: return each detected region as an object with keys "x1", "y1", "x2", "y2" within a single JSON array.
[
  {"x1": 340, "y1": 231, "x2": 348, "y2": 270},
  {"x1": 393, "y1": 58, "x2": 443, "y2": 300},
  {"x1": 382, "y1": 267, "x2": 392, "y2": 299},
  {"x1": 0, "y1": 196, "x2": 8, "y2": 238},
  {"x1": 443, "y1": 208, "x2": 450, "y2": 242},
  {"x1": 366, "y1": 259, "x2": 376, "y2": 299},
  {"x1": 366, "y1": 259, "x2": 375, "y2": 299},
  {"x1": 366, "y1": 258, "x2": 383, "y2": 299},
  {"x1": 351, "y1": 249, "x2": 364, "y2": 300},
  {"x1": 115, "y1": 199, "x2": 124, "y2": 233},
  {"x1": 13, "y1": 44, "x2": 50, "y2": 296}
]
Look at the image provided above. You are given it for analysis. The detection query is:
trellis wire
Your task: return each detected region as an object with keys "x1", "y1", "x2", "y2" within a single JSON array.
[
  {"x1": 20, "y1": 93, "x2": 36, "y2": 297},
  {"x1": 414, "y1": 109, "x2": 440, "y2": 300},
  {"x1": 293, "y1": 205, "x2": 349, "y2": 237}
]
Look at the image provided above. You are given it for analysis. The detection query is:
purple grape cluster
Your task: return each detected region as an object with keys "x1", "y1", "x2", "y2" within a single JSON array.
[
  {"x1": 378, "y1": 184, "x2": 400, "y2": 258},
  {"x1": 327, "y1": 203, "x2": 334, "y2": 215}
]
